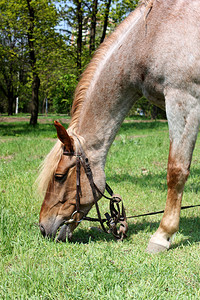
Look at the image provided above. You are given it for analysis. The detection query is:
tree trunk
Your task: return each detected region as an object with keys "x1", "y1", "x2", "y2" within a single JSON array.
[
  {"x1": 89, "y1": 0, "x2": 98, "y2": 54},
  {"x1": 7, "y1": 89, "x2": 14, "y2": 116},
  {"x1": 27, "y1": 0, "x2": 40, "y2": 125},
  {"x1": 76, "y1": 0, "x2": 83, "y2": 76},
  {"x1": 1, "y1": 67, "x2": 15, "y2": 116},
  {"x1": 30, "y1": 74, "x2": 40, "y2": 125},
  {"x1": 151, "y1": 105, "x2": 158, "y2": 120},
  {"x1": 100, "y1": 0, "x2": 112, "y2": 44}
]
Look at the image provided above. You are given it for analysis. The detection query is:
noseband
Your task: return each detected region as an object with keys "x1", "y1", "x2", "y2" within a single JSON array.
[{"x1": 61, "y1": 145, "x2": 128, "y2": 241}]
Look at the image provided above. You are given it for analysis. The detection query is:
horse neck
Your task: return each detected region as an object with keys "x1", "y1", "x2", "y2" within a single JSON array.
[
  {"x1": 76, "y1": 89, "x2": 140, "y2": 168},
  {"x1": 71, "y1": 8, "x2": 144, "y2": 168}
]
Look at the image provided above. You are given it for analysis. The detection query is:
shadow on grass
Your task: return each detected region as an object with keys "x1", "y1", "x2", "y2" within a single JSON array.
[
  {"x1": 68, "y1": 215, "x2": 200, "y2": 250},
  {"x1": 67, "y1": 217, "x2": 200, "y2": 249},
  {"x1": 0, "y1": 121, "x2": 167, "y2": 138},
  {"x1": 119, "y1": 121, "x2": 168, "y2": 134},
  {"x1": 130, "y1": 216, "x2": 200, "y2": 248},
  {"x1": 107, "y1": 172, "x2": 167, "y2": 192},
  {"x1": 106, "y1": 168, "x2": 200, "y2": 193},
  {"x1": 0, "y1": 122, "x2": 64, "y2": 138},
  {"x1": 172, "y1": 216, "x2": 200, "y2": 248}
]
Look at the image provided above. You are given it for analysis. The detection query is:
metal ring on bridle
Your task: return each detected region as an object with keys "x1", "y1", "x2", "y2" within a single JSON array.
[{"x1": 64, "y1": 210, "x2": 85, "y2": 224}]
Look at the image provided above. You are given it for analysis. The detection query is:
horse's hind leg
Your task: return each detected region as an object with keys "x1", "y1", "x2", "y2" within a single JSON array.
[{"x1": 147, "y1": 89, "x2": 200, "y2": 253}]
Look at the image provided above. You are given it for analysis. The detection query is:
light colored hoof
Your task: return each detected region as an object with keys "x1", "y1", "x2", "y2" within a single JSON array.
[
  {"x1": 146, "y1": 241, "x2": 168, "y2": 253},
  {"x1": 146, "y1": 236, "x2": 171, "y2": 253}
]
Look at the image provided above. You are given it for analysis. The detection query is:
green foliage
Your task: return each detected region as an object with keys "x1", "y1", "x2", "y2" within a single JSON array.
[
  {"x1": 0, "y1": 0, "x2": 156, "y2": 118},
  {"x1": 128, "y1": 97, "x2": 167, "y2": 119},
  {"x1": 111, "y1": 0, "x2": 139, "y2": 23},
  {"x1": 51, "y1": 73, "x2": 78, "y2": 113},
  {"x1": 0, "y1": 0, "x2": 66, "y2": 114}
]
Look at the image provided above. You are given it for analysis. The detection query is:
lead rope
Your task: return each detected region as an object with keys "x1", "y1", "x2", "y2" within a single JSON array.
[{"x1": 125, "y1": 204, "x2": 200, "y2": 219}]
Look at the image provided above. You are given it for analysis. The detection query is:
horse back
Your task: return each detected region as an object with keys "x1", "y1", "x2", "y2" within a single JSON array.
[{"x1": 131, "y1": 0, "x2": 200, "y2": 104}]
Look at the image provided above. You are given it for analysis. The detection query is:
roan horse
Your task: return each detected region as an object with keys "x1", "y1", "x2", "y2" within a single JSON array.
[{"x1": 38, "y1": 0, "x2": 200, "y2": 253}]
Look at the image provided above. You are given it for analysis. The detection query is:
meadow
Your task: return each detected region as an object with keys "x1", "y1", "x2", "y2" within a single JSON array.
[{"x1": 1, "y1": 117, "x2": 200, "y2": 299}]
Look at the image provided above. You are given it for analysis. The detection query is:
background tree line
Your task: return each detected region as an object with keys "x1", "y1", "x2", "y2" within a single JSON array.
[{"x1": 0, "y1": 0, "x2": 165, "y2": 124}]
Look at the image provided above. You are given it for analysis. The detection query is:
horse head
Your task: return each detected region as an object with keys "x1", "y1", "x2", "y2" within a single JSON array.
[{"x1": 39, "y1": 121, "x2": 103, "y2": 242}]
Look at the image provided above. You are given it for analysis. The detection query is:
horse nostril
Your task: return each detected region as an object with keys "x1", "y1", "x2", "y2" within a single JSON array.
[{"x1": 39, "y1": 224, "x2": 46, "y2": 237}]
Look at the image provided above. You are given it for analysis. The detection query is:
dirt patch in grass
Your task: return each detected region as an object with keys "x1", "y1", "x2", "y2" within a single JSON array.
[
  {"x1": 115, "y1": 134, "x2": 149, "y2": 140},
  {"x1": 0, "y1": 154, "x2": 14, "y2": 161},
  {"x1": 123, "y1": 119, "x2": 167, "y2": 123}
]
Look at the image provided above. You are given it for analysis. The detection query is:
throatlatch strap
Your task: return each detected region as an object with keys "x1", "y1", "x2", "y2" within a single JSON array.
[{"x1": 76, "y1": 156, "x2": 81, "y2": 212}]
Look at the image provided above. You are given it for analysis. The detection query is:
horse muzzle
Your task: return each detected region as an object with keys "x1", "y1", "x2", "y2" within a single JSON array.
[{"x1": 39, "y1": 217, "x2": 74, "y2": 242}]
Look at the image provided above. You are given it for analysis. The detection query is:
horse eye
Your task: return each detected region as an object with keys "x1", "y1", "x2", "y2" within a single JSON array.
[
  {"x1": 54, "y1": 173, "x2": 65, "y2": 181},
  {"x1": 54, "y1": 170, "x2": 69, "y2": 182}
]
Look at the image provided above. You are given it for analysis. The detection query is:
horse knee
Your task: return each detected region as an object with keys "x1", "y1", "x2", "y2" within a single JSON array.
[{"x1": 167, "y1": 164, "x2": 189, "y2": 192}]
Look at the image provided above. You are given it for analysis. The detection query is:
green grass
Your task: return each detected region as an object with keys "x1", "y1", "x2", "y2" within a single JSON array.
[{"x1": 1, "y1": 118, "x2": 200, "y2": 299}]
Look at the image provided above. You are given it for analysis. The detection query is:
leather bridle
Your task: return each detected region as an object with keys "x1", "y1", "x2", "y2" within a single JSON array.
[{"x1": 56, "y1": 146, "x2": 128, "y2": 241}]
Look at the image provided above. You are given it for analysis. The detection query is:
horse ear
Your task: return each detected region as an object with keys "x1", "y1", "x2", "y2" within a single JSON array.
[{"x1": 54, "y1": 121, "x2": 74, "y2": 152}]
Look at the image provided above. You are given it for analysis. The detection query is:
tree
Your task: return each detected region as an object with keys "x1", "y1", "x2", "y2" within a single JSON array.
[
  {"x1": 25, "y1": 0, "x2": 61, "y2": 124},
  {"x1": 100, "y1": 0, "x2": 112, "y2": 43},
  {"x1": 0, "y1": 0, "x2": 61, "y2": 123},
  {"x1": 26, "y1": 0, "x2": 40, "y2": 125},
  {"x1": 76, "y1": 0, "x2": 83, "y2": 74},
  {"x1": 0, "y1": 43, "x2": 19, "y2": 115},
  {"x1": 90, "y1": 0, "x2": 98, "y2": 53},
  {"x1": 0, "y1": 1, "x2": 28, "y2": 115},
  {"x1": 50, "y1": 73, "x2": 77, "y2": 113},
  {"x1": 110, "y1": 0, "x2": 139, "y2": 23},
  {"x1": 0, "y1": 0, "x2": 147, "y2": 118}
]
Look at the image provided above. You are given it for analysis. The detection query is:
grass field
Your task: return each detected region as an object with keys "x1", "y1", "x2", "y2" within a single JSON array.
[{"x1": 1, "y1": 117, "x2": 200, "y2": 299}]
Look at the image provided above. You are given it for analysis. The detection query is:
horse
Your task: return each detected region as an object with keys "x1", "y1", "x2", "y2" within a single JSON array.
[{"x1": 38, "y1": 0, "x2": 200, "y2": 253}]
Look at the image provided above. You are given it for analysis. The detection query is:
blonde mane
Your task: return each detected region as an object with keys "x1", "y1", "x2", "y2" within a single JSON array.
[{"x1": 37, "y1": 140, "x2": 63, "y2": 194}]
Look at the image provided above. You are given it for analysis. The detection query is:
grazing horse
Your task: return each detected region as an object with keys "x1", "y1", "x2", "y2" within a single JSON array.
[{"x1": 38, "y1": 0, "x2": 200, "y2": 252}]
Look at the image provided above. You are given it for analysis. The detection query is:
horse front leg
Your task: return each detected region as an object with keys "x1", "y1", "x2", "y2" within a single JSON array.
[
  {"x1": 147, "y1": 89, "x2": 200, "y2": 253},
  {"x1": 147, "y1": 144, "x2": 190, "y2": 253}
]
